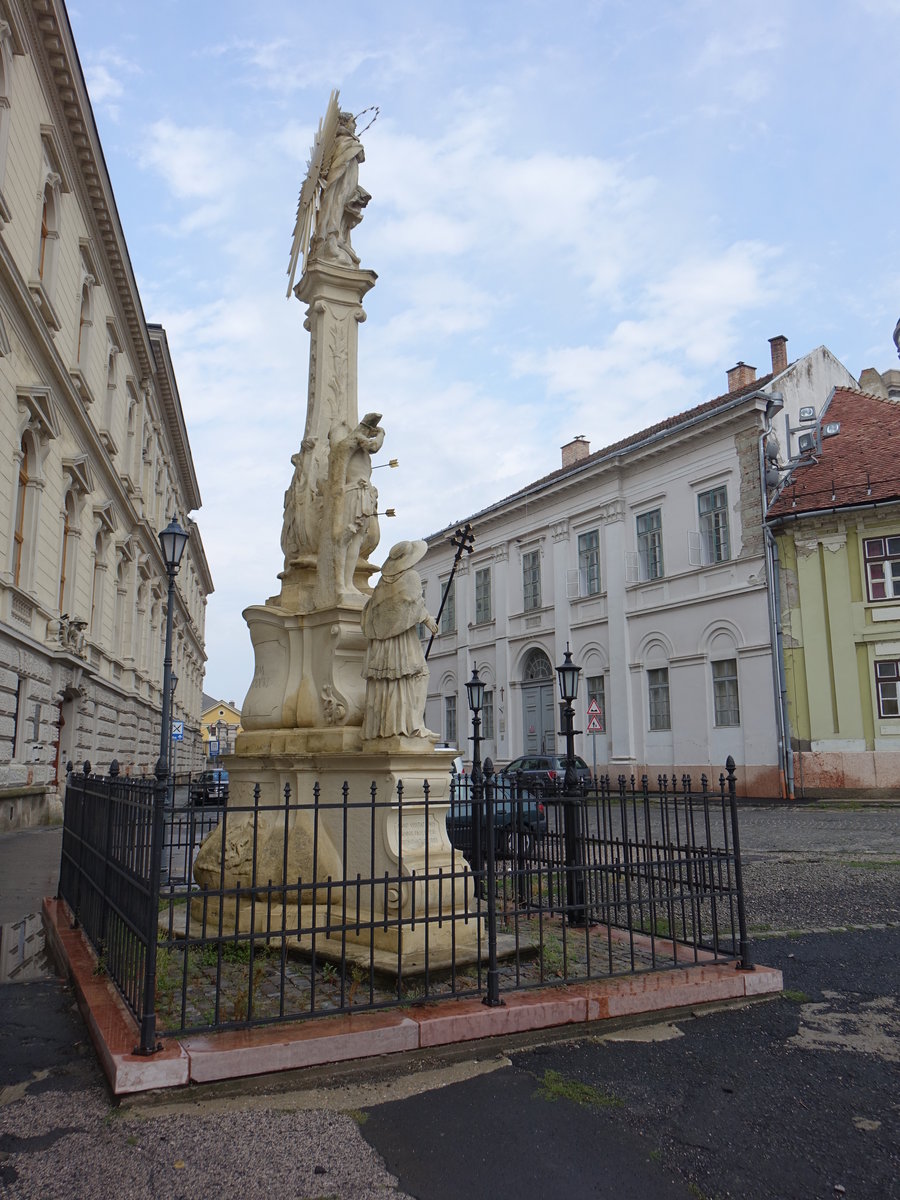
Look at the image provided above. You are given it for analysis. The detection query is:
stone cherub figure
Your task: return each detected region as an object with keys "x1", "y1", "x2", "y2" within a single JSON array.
[{"x1": 361, "y1": 540, "x2": 438, "y2": 740}]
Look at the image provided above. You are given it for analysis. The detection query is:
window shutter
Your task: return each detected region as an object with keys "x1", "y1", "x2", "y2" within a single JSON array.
[
  {"x1": 566, "y1": 568, "x2": 579, "y2": 599},
  {"x1": 688, "y1": 531, "x2": 702, "y2": 567},
  {"x1": 624, "y1": 552, "x2": 639, "y2": 584}
]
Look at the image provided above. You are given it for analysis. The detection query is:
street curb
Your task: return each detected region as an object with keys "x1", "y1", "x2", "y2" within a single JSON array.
[{"x1": 43, "y1": 897, "x2": 783, "y2": 1096}]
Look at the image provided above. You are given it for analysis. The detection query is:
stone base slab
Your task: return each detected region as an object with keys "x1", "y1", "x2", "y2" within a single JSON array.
[{"x1": 44, "y1": 896, "x2": 782, "y2": 1095}]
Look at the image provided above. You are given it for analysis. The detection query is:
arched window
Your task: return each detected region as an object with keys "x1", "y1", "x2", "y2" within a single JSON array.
[
  {"x1": 58, "y1": 492, "x2": 76, "y2": 612},
  {"x1": 76, "y1": 280, "x2": 92, "y2": 365},
  {"x1": 38, "y1": 184, "x2": 57, "y2": 281},
  {"x1": 90, "y1": 532, "x2": 106, "y2": 637},
  {"x1": 13, "y1": 437, "x2": 28, "y2": 586},
  {"x1": 523, "y1": 647, "x2": 553, "y2": 681}
]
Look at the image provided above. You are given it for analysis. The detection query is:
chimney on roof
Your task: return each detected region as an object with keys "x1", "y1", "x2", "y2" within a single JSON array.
[
  {"x1": 769, "y1": 335, "x2": 788, "y2": 376},
  {"x1": 858, "y1": 368, "x2": 900, "y2": 401},
  {"x1": 726, "y1": 362, "x2": 757, "y2": 394},
  {"x1": 561, "y1": 436, "x2": 590, "y2": 468}
]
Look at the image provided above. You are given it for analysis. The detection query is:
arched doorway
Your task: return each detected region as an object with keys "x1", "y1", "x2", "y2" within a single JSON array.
[{"x1": 521, "y1": 647, "x2": 556, "y2": 755}]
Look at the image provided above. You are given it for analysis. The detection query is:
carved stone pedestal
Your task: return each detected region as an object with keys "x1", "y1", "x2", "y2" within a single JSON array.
[
  {"x1": 191, "y1": 746, "x2": 483, "y2": 974},
  {"x1": 240, "y1": 601, "x2": 369, "y2": 733}
]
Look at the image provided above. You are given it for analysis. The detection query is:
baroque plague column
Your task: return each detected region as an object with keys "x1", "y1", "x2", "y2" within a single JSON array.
[{"x1": 193, "y1": 93, "x2": 477, "y2": 970}]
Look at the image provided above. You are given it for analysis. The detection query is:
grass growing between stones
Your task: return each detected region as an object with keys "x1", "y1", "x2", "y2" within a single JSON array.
[
  {"x1": 533, "y1": 1068, "x2": 623, "y2": 1110},
  {"x1": 783, "y1": 989, "x2": 809, "y2": 1004}
]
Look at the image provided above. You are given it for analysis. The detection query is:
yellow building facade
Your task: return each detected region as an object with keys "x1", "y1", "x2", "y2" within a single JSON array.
[{"x1": 769, "y1": 383, "x2": 900, "y2": 795}]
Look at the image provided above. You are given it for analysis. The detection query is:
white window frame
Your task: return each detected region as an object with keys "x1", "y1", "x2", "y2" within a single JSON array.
[
  {"x1": 637, "y1": 509, "x2": 664, "y2": 581},
  {"x1": 712, "y1": 658, "x2": 740, "y2": 726},
  {"x1": 439, "y1": 576, "x2": 456, "y2": 634},
  {"x1": 698, "y1": 486, "x2": 731, "y2": 564},
  {"x1": 483, "y1": 690, "x2": 495, "y2": 740},
  {"x1": 864, "y1": 537, "x2": 900, "y2": 601},
  {"x1": 474, "y1": 566, "x2": 492, "y2": 624},
  {"x1": 444, "y1": 693, "x2": 458, "y2": 745},
  {"x1": 876, "y1": 660, "x2": 900, "y2": 717},
  {"x1": 647, "y1": 667, "x2": 670, "y2": 731},
  {"x1": 586, "y1": 674, "x2": 605, "y2": 732},
  {"x1": 577, "y1": 528, "x2": 601, "y2": 596},
  {"x1": 522, "y1": 549, "x2": 541, "y2": 611}
]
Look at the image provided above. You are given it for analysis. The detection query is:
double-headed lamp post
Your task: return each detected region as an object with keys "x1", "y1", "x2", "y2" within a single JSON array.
[
  {"x1": 556, "y1": 643, "x2": 586, "y2": 925},
  {"x1": 466, "y1": 664, "x2": 501, "y2": 1006},
  {"x1": 137, "y1": 515, "x2": 188, "y2": 1056}
]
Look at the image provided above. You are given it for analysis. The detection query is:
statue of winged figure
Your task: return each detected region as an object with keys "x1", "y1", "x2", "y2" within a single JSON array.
[{"x1": 286, "y1": 90, "x2": 372, "y2": 293}]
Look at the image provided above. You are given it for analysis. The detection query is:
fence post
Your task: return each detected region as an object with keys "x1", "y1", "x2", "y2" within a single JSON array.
[
  {"x1": 482, "y1": 759, "x2": 502, "y2": 1006},
  {"x1": 135, "y1": 769, "x2": 166, "y2": 1054},
  {"x1": 725, "y1": 756, "x2": 752, "y2": 970}
]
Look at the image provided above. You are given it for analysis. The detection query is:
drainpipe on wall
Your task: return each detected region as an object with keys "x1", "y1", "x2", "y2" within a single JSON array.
[{"x1": 759, "y1": 399, "x2": 795, "y2": 800}]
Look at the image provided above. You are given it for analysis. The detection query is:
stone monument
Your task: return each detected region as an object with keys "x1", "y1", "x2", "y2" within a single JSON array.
[{"x1": 192, "y1": 92, "x2": 478, "y2": 971}]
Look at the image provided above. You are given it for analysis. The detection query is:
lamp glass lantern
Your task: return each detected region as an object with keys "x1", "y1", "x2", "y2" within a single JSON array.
[
  {"x1": 158, "y1": 516, "x2": 189, "y2": 574},
  {"x1": 556, "y1": 644, "x2": 581, "y2": 704},
  {"x1": 466, "y1": 664, "x2": 486, "y2": 714}
]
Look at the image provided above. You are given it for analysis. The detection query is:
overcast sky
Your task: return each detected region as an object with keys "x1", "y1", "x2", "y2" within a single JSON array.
[{"x1": 67, "y1": 0, "x2": 899, "y2": 705}]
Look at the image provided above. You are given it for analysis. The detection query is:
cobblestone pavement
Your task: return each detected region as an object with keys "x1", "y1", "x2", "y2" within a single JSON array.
[{"x1": 736, "y1": 804, "x2": 900, "y2": 934}]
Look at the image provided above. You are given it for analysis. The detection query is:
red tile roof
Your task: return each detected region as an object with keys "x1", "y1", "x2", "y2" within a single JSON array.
[{"x1": 767, "y1": 388, "x2": 900, "y2": 519}]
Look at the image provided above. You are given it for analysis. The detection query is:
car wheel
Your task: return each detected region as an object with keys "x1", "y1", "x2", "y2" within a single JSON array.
[{"x1": 498, "y1": 829, "x2": 534, "y2": 861}]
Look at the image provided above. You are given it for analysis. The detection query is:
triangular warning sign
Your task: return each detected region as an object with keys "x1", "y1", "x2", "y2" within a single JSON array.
[
  {"x1": 587, "y1": 715, "x2": 603, "y2": 733},
  {"x1": 587, "y1": 700, "x2": 601, "y2": 716}
]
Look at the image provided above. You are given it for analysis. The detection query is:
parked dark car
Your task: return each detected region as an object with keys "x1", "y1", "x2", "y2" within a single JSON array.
[
  {"x1": 446, "y1": 773, "x2": 547, "y2": 862},
  {"x1": 190, "y1": 769, "x2": 229, "y2": 805},
  {"x1": 498, "y1": 754, "x2": 593, "y2": 794}
]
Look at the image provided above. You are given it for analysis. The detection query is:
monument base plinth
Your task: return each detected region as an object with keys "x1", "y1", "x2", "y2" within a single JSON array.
[{"x1": 191, "y1": 746, "x2": 479, "y2": 974}]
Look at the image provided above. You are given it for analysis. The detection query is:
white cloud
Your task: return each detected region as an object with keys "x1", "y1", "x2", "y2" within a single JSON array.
[
  {"x1": 140, "y1": 120, "x2": 246, "y2": 207},
  {"x1": 84, "y1": 63, "x2": 123, "y2": 105}
]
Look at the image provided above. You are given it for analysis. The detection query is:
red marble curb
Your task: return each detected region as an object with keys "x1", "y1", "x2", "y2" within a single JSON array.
[
  {"x1": 43, "y1": 899, "x2": 189, "y2": 1092},
  {"x1": 42, "y1": 898, "x2": 783, "y2": 1095}
]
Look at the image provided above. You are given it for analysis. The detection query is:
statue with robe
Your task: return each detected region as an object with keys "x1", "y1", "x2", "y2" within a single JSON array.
[{"x1": 361, "y1": 541, "x2": 438, "y2": 740}]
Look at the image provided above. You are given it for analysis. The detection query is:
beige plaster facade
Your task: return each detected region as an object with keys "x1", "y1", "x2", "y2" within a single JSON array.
[{"x1": 0, "y1": 0, "x2": 211, "y2": 829}]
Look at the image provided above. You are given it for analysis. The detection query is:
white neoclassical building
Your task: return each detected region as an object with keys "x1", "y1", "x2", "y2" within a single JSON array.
[
  {"x1": 0, "y1": 0, "x2": 212, "y2": 827},
  {"x1": 420, "y1": 338, "x2": 856, "y2": 797}
]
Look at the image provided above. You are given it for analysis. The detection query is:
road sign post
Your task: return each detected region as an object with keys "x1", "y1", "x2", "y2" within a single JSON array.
[{"x1": 586, "y1": 700, "x2": 603, "y2": 781}]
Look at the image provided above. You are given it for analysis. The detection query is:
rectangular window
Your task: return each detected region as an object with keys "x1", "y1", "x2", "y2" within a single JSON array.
[
  {"x1": 440, "y1": 578, "x2": 456, "y2": 634},
  {"x1": 712, "y1": 658, "x2": 740, "y2": 726},
  {"x1": 586, "y1": 674, "x2": 606, "y2": 732},
  {"x1": 637, "y1": 509, "x2": 664, "y2": 580},
  {"x1": 864, "y1": 537, "x2": 900, "y2": 601},
  {"x1": 444, "y1": 694, "x2": 457, "y2": 745},
  {"x1": 483, "y1": 690, "x2": 495, "y2": 740},
  {"x1": 648, "y1": 667, "x2": 671, "y2": 731},
  {"x1": 522, "y1": 549, "x2": 541, "y2": 611},
  {"x1": 475, "y1": 566, "x2": 492, "y2": 624},
  {"x1": 698, "y1": 486, "x2": 730, "y2": 563},
  {"x1": 577, "y1": 529, "x2": 601, "y2": 595},
  {"x1": 876, "y1": 660, "x2": 900, "y2": 717},
  {"x1": 417, "y1": 581, "x2": 429, "y2": 639}
]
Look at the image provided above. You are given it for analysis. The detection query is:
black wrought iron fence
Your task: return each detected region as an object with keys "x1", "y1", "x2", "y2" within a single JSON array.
[{"x1": 58, "y1": 760, "x2": 749, "y2": 1052}]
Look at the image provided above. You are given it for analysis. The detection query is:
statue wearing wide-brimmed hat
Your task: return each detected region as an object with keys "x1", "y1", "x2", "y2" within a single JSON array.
[{"x1": 361, "y1": 540, "x2": 438, "y2": 740}]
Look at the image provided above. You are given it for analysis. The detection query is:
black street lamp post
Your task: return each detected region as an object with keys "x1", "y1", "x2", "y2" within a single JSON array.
[
  {"x1": 466, "y1": 664, "x2": 501, "y2": 1006},
  {"x1": 169, "y1": 672, "x2": 179, "y2": 782},
  {"x1": 557, "y1": 644, "x2": 586, "y2": 925},
  {"x1": 136, "y1": 515, "x2": 189, "y2": 1056}
]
